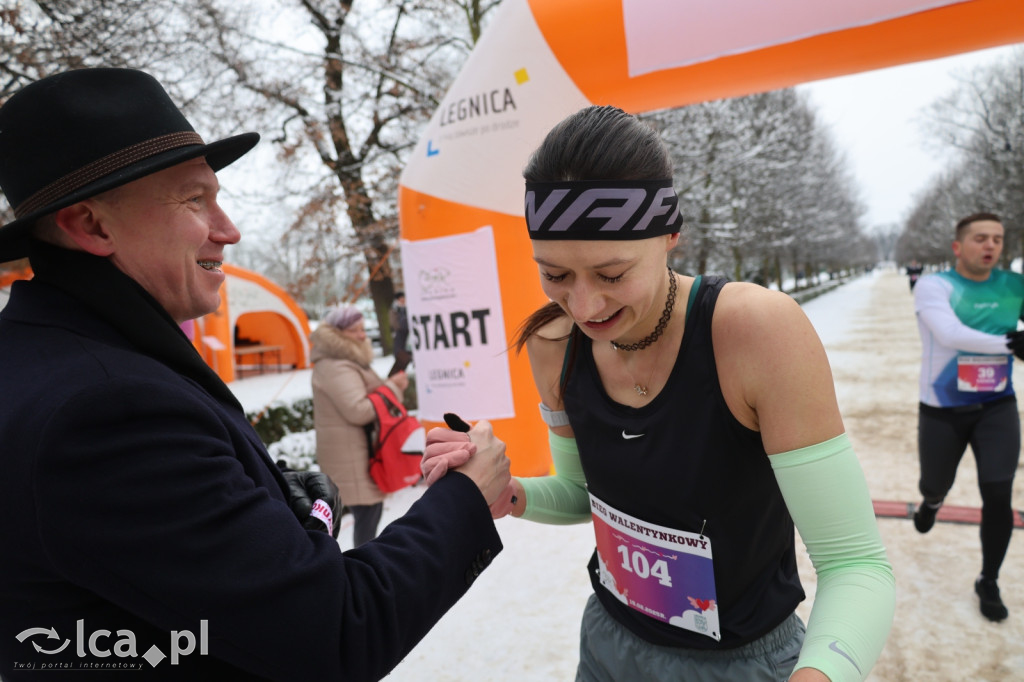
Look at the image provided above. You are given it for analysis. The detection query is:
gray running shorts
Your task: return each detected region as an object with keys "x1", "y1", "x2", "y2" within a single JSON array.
[{"x1": 575, "y1": 594, "x2": 805, "y2": 682}]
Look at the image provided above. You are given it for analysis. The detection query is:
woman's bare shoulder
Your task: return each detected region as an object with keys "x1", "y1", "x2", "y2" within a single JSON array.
[
  {"x1": 525, "y1": 313, "x2": 573, "y2": 407},
  {"x1": 532, "y1": 313, "x2": 573, "y2": 342}
]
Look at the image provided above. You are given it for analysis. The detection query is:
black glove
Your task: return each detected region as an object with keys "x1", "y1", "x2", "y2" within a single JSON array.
[
  {"x1": 282, "y1": 470, "x2": 343, "y2": 538},
  {"x1": 1006, "y1": 331, "x2": 1024, "y2": 360}
]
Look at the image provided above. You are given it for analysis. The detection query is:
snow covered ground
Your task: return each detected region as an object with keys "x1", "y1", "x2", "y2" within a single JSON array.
[{"x1": 230, "y1": 268, "x2": 1024, "y2": 681}]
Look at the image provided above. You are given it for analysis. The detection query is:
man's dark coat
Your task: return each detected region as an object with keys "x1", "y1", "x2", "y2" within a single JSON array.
[{"x1": 0, "y1": 242, "x2": 501, "y2": 680}]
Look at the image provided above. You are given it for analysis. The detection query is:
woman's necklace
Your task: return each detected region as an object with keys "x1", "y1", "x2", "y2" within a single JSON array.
[
  {"x1": 611, "y1": 268, "x2": 677, "y2": 397},
  {"x1": 621, "y1": 336, "x2": 668, "y2": 396},
  {"x1": 609, "y1": 267, "x2": 676, "y2": 352}
]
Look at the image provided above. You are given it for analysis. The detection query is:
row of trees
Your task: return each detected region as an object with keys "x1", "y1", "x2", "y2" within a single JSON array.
[
  {"x1": 648, "y1": 88, "x2": 875, "y2": 289},
  {"x1": 896, "y1": 49, "x2": 1024, "y2": 267}
]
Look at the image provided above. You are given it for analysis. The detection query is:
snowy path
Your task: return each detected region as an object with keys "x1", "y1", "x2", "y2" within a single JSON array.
[{"x1": 804, "y1": 268, "x2": 1024, "y2": 682}]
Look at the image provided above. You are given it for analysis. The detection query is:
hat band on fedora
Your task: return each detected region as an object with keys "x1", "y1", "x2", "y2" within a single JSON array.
[{"x1": 14, "y1": 131, "x2": 205, "y2": 218}]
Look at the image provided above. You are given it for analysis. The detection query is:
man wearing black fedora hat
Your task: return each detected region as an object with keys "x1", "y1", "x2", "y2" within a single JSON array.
[{"x1": 0, "y1": 67, "x2": 509, "y2": 680}]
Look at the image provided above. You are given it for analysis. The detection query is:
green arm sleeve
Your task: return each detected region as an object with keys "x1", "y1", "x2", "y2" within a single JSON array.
[
  {"x1": 769, "y1": 433, "x2": 895, "y2": 682},
  {"x1": 517, "y1": 431, "x2": 592, "y2": 525}
]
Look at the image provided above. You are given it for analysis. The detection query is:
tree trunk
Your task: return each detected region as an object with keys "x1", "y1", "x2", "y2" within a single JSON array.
[{"x1": 364, "y1": 244, "x2": 396, "y2": 354}]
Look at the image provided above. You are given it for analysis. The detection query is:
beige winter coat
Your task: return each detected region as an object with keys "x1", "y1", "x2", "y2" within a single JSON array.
[{"x1": 310, "y1": 325, "x2": 402, "y2": 506}]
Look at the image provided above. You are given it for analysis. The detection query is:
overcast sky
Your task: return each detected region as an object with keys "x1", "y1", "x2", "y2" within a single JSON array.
[{"x1": 797, "y1": 42, "x2": 1023, "y2": 231}]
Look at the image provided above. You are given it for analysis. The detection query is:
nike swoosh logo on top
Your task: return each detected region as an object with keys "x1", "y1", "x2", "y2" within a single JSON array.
[
  {"x1": 828, "y1": 641, "x2": 861, "y2": 674},
  {"x1": 621, "y1": 431, "x2": 644, "y2": 440}
]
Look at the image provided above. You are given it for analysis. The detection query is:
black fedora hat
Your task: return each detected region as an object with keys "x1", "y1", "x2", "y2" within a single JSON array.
[{"x1": 0, "y1": 67, "x2": 259, "y2": 261}]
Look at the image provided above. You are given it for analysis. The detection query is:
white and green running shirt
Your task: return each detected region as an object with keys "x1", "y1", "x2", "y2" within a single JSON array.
[{"x1": 914, "y1": 269, "x2": 1024, "y2": 408}]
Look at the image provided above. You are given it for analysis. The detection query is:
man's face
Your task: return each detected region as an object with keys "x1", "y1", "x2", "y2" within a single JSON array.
[
  {"x1": 953, "y1": 219, "x2": 1004, "y2": 281},
  {"x1": 93, "y1": 158, "x2": 240, "y2": 323}
]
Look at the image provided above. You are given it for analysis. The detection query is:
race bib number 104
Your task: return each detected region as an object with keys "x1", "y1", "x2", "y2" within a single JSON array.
[{"x1": 589, "y1": 494, "x2": 721, "y2": 641}]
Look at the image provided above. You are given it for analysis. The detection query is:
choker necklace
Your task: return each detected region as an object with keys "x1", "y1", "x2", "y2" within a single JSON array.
[{"x1": 610, "y1": 267, "x2": 676, "y2": 352}]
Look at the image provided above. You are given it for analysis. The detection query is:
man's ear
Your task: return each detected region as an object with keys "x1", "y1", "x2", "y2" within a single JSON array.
[{"x1": 53, "y1": 201, "x2": 116, "y2": 257}]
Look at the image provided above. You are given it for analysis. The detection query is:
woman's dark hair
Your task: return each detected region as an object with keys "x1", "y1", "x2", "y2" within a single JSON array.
[
  {"x1": 514, "y1": 106, "x2": 674, "y2": 397},
  {"x1": 512, "y1": 300, "x2": 569, "y2": 355},
  {"x1": 522, "y1": 105, "x2": 673, "y2": 183}
]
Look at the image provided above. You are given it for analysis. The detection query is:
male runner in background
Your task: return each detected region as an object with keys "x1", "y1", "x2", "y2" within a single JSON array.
[
  {"x1": 913, "y1": 211, "x2": 1024, "y2": 622},
  {"x1": 906, "y1": 259, "x2": 924, "y2": 291}
]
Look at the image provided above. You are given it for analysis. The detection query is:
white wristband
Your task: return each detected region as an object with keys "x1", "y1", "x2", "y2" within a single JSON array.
[{"x1": 538, "y1": 402, "x2": 570, "y2": 427}]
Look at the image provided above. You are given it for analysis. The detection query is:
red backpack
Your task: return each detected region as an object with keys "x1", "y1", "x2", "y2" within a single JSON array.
[{"x1": 365, "y1": 384, "x2": 423, "y2": 492}]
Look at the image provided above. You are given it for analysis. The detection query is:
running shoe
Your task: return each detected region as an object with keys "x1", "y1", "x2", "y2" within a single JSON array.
[
  {"x1": 975, "y1": 575, "x2": 1009, "y2": 622},
  {"x1": 913, "y1": 500, "x2": 941, "y2": 533}
]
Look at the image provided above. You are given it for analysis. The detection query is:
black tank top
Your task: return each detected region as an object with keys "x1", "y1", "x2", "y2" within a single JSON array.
[{"x1": 563, "y1": 276, "x2": 804, "y2": 649}]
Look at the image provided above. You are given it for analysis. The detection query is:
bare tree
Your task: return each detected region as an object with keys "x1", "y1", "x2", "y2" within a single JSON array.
[
  {"x1": 179, "y1": 0, "x2": 498, "y2": 350},
  {"x1": 921, "y1": 49, "x2": 1024, "y2": 261},
  {"x1": 449, "y1": 0, "x2": 502, "y2": 46},
  {"x1": 871, "y1": 223, "x2": 902, "y2": 263},
  {"x1": 0, "y1": 0, "x2": 499, "y2": 349},
  {"x1": 0, "y1": 0, "x2": 227, "y2": 267},
  {"x1": 652, "y1": 87, "x2": 866, "y2": 289},
  {"x1": 897, "y1": 173, "x2": 964, "y2": 265},
  {"x1": 1, "y1": 1, "x2": 187, "y2": 97}
]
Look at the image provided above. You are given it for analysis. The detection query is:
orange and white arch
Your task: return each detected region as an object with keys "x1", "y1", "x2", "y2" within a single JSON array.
[{"x1": 399, "y1": 0, "x2": 1024, "y2": 475}]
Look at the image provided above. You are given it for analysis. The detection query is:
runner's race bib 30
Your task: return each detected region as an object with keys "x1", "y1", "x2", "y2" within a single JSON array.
[
  {"x1": 957, "y1": 355, "x2": 1009, "y2": 393},
  {"x1": 590, "y1": 493, "x2": 721, "y2": 641}
]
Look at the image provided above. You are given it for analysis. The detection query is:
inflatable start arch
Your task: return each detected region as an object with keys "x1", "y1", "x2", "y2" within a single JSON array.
[{"x1": 398, "y1": 0, "x2": 1024, "y2": 475}]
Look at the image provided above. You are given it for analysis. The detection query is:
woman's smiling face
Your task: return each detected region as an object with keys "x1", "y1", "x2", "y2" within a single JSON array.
[{"x1": 531, "y1": 233, "x2": 678, "y2": 345}]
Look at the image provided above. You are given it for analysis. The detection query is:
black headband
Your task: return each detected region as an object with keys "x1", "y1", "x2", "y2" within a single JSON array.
[{"x1": 524, "y1": 179, "x2": 682, "y2": 240}]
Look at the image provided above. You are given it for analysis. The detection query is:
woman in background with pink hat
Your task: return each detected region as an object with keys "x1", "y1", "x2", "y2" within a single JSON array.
[{"x1": 311, "y1": 304, "x2": 410, "y2": 546}]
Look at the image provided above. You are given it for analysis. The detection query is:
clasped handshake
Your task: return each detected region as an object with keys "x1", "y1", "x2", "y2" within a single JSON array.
[
  {"x1": 283, "y1": 414, "x2": 512, "y2": 537},
  {"x1": 421, "y1": 414, "x2": 515, "y2": 519}
]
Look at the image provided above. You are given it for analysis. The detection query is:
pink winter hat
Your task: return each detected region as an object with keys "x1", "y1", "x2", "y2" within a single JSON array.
[{"x1": 323, "y1": 305, "x2": 363, "y2": 330}]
